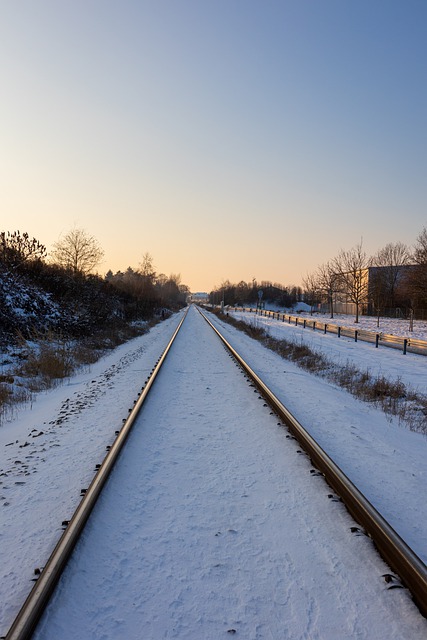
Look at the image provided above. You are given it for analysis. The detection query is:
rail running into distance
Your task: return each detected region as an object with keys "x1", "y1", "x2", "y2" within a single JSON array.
[
  {"x1": 5, "y1": 310, "x2": 189, "y2": 640},
  {"x1": 5, "y1": 305, "x2": 427, "y2": 638},
  {"x1": 197, "y1": 307, "x2": 427, "y2": 617}
]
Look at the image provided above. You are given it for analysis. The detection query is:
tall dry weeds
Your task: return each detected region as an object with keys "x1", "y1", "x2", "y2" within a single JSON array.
[
  {"x1": 214, "y1": 310, "x2": 427, "y2": 434},
  {"x1": 0, "y1": 321, "x2": 149, "y2": 425}
]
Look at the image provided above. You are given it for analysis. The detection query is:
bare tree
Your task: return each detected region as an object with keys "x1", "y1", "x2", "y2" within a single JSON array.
[
  {"x1": 51, "y1": 228, "x2": 104, "y2": 275},
  {"x1": 315, "y1": 261, "x2": 340, "y2": 318},
  {"x1": 333, "y1": 241, "x2": 371, "y2": 323},
  {"x1": 413, "y1": 227, "x2": 427, "y2": 264},
  {"x1": 161, "y1": 274, "x2": 182, "y2": 307},
  {"x1": 372, "y1": 241, "x2": 411, "y2": 308},
  {"x1": 407, "y1": 227, "x2": 427, "y2": 308},
  {"x1": 235, "y1": 280, "x2": 249, "y2": 306},
  {"x1": 368, "y1": 268, "x2": 388, "y2": 327},
  {"x1": 302, "y1": 272, "x2": 321, "y2": 315},
  {"x1": 0, "y1": 230, "x2": 46, "y2": 269},
  {"x1": 139, "y1": 252, "x2": 156, "y2": 281}
]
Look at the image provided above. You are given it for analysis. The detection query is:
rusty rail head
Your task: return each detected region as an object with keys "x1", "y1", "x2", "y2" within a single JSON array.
[{"x1": 198, "y1": 307, "x2": 427, "y2": 618}]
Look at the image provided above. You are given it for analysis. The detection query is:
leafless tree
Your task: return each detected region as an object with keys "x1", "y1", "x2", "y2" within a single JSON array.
[
  {"x1": 161, "y1": 274, "x2": 182, "y2": 306},
  {"x1": 413, "y1": 227, "x2": 427, "y2": 264},
  {"x1": 51, "y1": 228, "x2": 104, "y2": 275},
  {"x1": 314, "y1": 261, "x2": 340, "y2": 318},
  {"x1": 302, "y1": 272, "x2": 321, "y2": 315},
  {"x1": 407, "y1": 227, "x2": 427, "y2": 308},
  {"x1": 372, "y1": 241, "x2": 411, "y2": 309},
  {"x1": 0, "y1": 230, "x2": 46, "y2": 269},
  {"x1": 234, "y1": 280, "x2": 248, "y2": 305},
  {"x1": 332, "y1": 241, "x2": 371, "y2": 323},
  {"x1": 139, "y1": 252, "x2": 156, "y2": 281},
  {"x1": 368, "y1": 268, "x2": 388, "y2": 327}
]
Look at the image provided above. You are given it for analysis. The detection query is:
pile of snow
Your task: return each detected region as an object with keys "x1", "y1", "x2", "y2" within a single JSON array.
[{"x1": 292, "y1": 301, "x2": 311, "y2": 312}]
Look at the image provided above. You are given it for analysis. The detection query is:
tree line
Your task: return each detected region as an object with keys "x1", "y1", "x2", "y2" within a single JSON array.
[
  {"x1": 209, "y1": 280, "x2": 303, "y2": 308},
  {"x1": 209, "y1": 228, "x2": 427, "y2": 323},
  {"x1": 303, "y1": 228, "x2": 427, "y2": 322},
  {"x1": 0, "y1": 228, "x2": 189, "y2": 342}
]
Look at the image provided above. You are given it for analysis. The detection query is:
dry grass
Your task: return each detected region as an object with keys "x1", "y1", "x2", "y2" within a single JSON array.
[
  {"x1": 265, "y1": 336, "x2": 330, "y2": 373},
  {"x1": 0, "y1": 383, "x2": 10, "y2": 406},
  {"x1": 0, "y1": 321, "x2": 149, "y2": 425},
  {"x1": 18, "y1": 340, "x2": 74, "y2": 388},
  {"x1": 214, "y1": 309, "x2": 427, "y2": 433},
  {"x1": 0, "y1": 380, "x2": 31, "y2": 423}
]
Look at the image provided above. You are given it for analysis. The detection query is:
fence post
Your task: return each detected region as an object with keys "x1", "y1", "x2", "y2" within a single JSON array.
[
  {"x1": 338, "y1": 326, "x2": 341, "y2": 338},
  {"x1": 288, "y1": 316, "x2": 291, "y2": 324},
  {"x1": 355, "y1": 330, "x2": 358, "y2": 342},
  {"x1": 403, "y1": 339, "x2": 407, "y2": 355},
  {"x1": 295, "y1": 317, "x2": 298, "y2": 326},
  {"x1": 375, "y1": 334, "x2": 379, "y2": 348},
  {"x1": 303, "y1": 319, "x2": 306, "y2": 328},
  {"x1": 313, "y1": 321, "x2": 316, "y2": 331},
  {"x1": 324, "y1": 324, "x2": 327, "y2": 334}
]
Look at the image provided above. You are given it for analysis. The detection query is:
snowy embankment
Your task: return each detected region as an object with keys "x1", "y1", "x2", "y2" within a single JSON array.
[
  {"x1": 0, "y1": 306, "x2": 426, "y2": 639},
  {"x1": 0, "y1": 313, "x2": 183, "y2": 637},
  {"x1": 300, "y1": 312, "x2": 427, "y2": 341},
  {"x1": 216, "y1": 309, "x2": 427, "y2": 563},
  {"x1": 229, "y1": 309, "x2": 427, "y2": 395},
  {"x1": 251, "y1": 306, "x2": 427, "y2": 341},
  {"x1": 32, "y1": 307, "x2": 427, "y2": 639}
]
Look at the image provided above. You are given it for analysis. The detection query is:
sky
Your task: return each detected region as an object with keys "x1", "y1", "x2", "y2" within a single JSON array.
[{"x1": 0, "y1": 1, "x2": 426, "y2": 293}]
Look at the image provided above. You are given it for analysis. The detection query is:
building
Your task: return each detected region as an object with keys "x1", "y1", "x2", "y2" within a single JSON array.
[
  {"x1": 189, "y1": 292, "x2": 209, "y2": 304},
  {"x1": 320, "y1": 265, "x2": 420, "y2": 318}
]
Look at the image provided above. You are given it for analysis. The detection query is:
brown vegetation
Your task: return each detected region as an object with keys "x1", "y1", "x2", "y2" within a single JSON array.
[
  {"x1": 214, "y1": 310, "x2": 427, "y2": 433},
  {"x1": 0, "y1": 323, "x2": 150, "y2": 424},
  {"x1": 1, "y1": 228, "x2": 190, "y2": 424}
]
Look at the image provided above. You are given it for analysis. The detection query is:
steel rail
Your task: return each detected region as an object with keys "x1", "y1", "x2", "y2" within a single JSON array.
[
  {"x1": 5, "y1": 310, "x2": 188, "y2": 640},
  {"x1": 198, "y1": 307, "x2": 427, "y2": 618}
]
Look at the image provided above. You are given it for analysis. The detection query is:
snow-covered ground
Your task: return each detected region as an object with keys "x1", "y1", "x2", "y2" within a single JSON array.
[
  {"x1": 0, "y1": 313, "x2": 183, "y2": 636},
  {"x1": 298, "y1": 312, "x2": 427, "y2": 341},
  {"x1": 214, "y1": 309, "x2": 427, "y2": 557},
  {"x1": 241, "y1": 306, "x2": 427, "y2": 341},
  {"x1": 228, "y1": 309, "x2": 427, "y2": 397},
  {"x1": 1, "y1": 307, "x2": 427, "y2": 638}
]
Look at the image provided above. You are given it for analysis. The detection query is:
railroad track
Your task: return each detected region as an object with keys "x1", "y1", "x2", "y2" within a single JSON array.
[{"x1": 5, "y1": 306, "x2": 427, "y2": 639}]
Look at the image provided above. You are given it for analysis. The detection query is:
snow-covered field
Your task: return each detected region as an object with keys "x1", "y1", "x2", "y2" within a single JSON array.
[
  {"x1": 238, "y1": 306, "x2": 427, "y2": 341},
  {"x1": 298, "y1": 312, "x2": 427, "y2": 341},
  {"x1": 0, "y1": 314, "x2": 182, "y2": 636},
  {"x1": 1, "y1": 307, "x2": 426, "y2": 638},
  {"x1": 229, "y1": 309, "x2": 427, "y2": 397}
]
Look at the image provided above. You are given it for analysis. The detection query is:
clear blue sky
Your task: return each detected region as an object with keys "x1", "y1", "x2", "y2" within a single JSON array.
[{"x1": 1, "y1": 1, "x2": 425, "y2": 292}]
